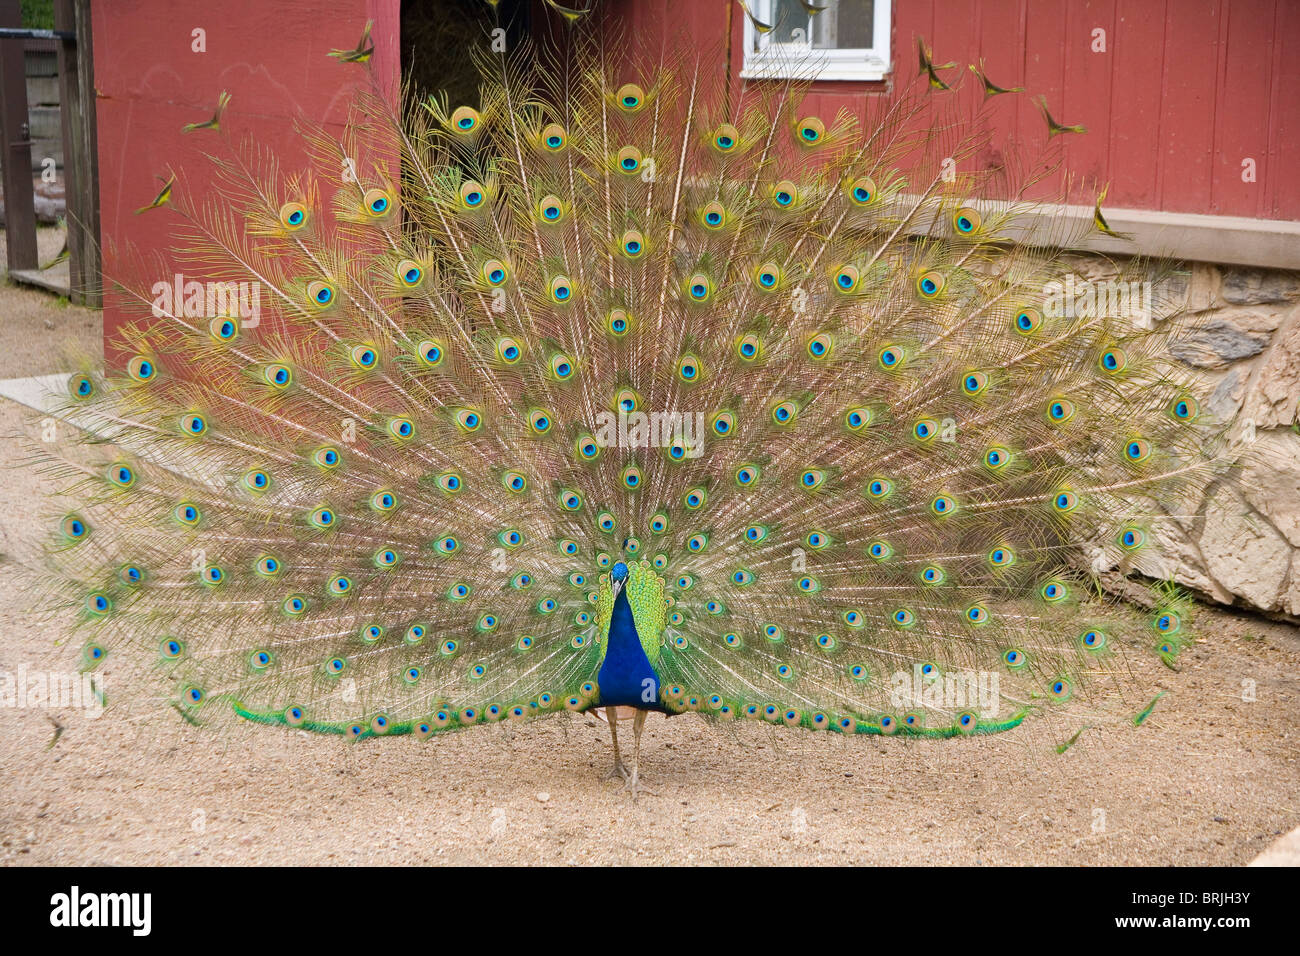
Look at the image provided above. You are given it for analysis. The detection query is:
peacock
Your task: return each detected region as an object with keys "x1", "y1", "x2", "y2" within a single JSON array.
[{"x1": 29, "y1": 4, "x2": 1231, "y2": 799}]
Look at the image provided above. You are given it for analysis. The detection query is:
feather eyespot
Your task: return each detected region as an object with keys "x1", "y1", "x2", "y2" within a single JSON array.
[
  {"x1": 1080, "y1": 629, "x2": 1107, "y2": 651},
  {"x1": 306, "y1": 280, "x2": 336, "y2": 309},
  {"x1": 930, "y1": 494, "x2": 956, "y2": 515},
  {"x1": 209, "y1": 316, "x2": 238, "y2": 341},
  {"x1": 455, "y1": 408, "x2": 482, "y2": 432},
  {"x1": 262, "y1": 363, "x2": 292, "y2": 388},
  {"x1": 363, "y1": 188, "x2": 393, "y2": 217},
  {"x1": 604, "y1": 308, "x2": 631, "y2": 336},
  {"x1": 549, "y1": 276, "x2": 574, "y2": 303},
  {"x1": 538, "y1": 194, "x2": 565, "y2": 222},
  {"x1": 984, "y1": 445, "x2": 1012, "y2": 470},
  {"x1": 962, "y1": 371, "x2": 989, "y2": 395},
  {"x1": 68, "y1": 374, "x2": 94, "y2": 399},
  {"x1": 416, "y1": 340, "x2": 443, "y2": 367},
  {"x1": 988, "y1": 546, "x2": 1015, "y2": 567},
  {"x1": 845, "y1": 407, "x2": 872, "y2": 431},
  {"x1": 1014, "y1": 307, "x2": 1043, "y2": 334},
  {"x1": 278, "y1": 202, "x2": 307, "y2": 230},
  {"x1": 458, "y1": 181, "x2": 486, "y2": 208},
  {"x1": 575, "y1": 435, "x2": 600, "y2": 462},
  {"x1": 916, "y1": 270, "x2": 945, "y2": 298},
  {"x1": 106, "y1": 462, "x2": 136, "y2": 488},
  {"x1": 736, "y1": 333, "x2": 762, "y2": 361},
  {"x1": 685, "y1": 274, "x2": 713, "y2": 302},
  {"x1": 847, "y1": 176, "x2": 876, "y2": 205},
  {"x1": 806, "y1": 332, "x2": 834, "y2": 359},
  {"x1": 311, "y1": 445, "x2": 341, "y2": 470},
  {"x1": 1051, "y1": 490, "x2": 1079, "y2": 513},
  {"x1": 1047, "y1": 398, "x2": 1076, "y2": 423},
  {"x1": 495, "y1": 337, "x2": 523, "y2": 366},
  {"x1": 615, "y1": 83, "x2": 645, "y2": 111},
  {"x1": 1124, "y1": 438, "x2": 1152, "y2": 462},
  {"x1": 771, "y1": 400, "x2": 798, "y2": 425},
  {"x1": 1119, "y1": 526, "x2": 1146, "y2": 550},
  {"x1": 795, "y1": 116, "x2": 826, "y2": 144},
  {"x1": 127, "y1": 355, "x2": 156, "y2": 382},
  {"x1": 866, "y1": 477, "x2": 893, "y2": 499},
  {"x1": 878, "y1": 345, "x2": 905, "y2": 369},
  {"x1": 952, "y1": 206, "x2": 982, "y2": 234},
  {"x1": 712, "y1": 124, "x2": 739, "y2": 152},
  {"x1": 540, "y1": 123, "x2": 566, "y2": 151},
  {"x1": 616, "y1": 146, "x2": 643, "y2": 174},
  {"x1": 450, "y1": 105, "x2": 480, "y2": 133},
  {"x1": 1170, "y1": 396, "x2": 1198, "y2": 421},
  {"x1": 1099, "y1": 347, "x2": 1128, "y2": 374},
  {"x1": 913, "y1": 418, "x2": 938, "y2": 442}
]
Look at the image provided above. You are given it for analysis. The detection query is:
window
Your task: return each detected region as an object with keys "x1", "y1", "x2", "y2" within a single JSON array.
[{"x1": 741, "y1": 0, "x2": 891, "y2": 82}]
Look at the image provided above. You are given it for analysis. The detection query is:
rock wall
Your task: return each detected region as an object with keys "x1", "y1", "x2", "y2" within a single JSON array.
[{"x1": 1137, "y1": 264, "x2": 1300, "y2": 619}]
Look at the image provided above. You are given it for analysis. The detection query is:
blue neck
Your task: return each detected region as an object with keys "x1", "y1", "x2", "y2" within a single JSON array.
[{"x1": 596, "y1": 587, "x2": 662, "y2": 709}]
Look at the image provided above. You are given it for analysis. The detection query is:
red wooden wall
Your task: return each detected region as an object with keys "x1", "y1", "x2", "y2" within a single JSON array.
[
  {"x1": 607, "y1": 0, "x2": 1300, "y2": 221},
  {"x1": 91, "y1": 0, "x2": 400, "y2": 358}
]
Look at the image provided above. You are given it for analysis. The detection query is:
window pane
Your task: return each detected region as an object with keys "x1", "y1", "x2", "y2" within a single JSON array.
[
  {"x1": 812, "y1": 0, "x2": 875, "y2": 50},
  {"x1": 769, "y1": 0, "x2": 811, "y2": 44}
]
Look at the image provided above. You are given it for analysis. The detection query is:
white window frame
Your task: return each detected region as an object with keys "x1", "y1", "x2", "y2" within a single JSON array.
[{"x1": 741, "y1": 0, "x2": 892, "y2": 82}]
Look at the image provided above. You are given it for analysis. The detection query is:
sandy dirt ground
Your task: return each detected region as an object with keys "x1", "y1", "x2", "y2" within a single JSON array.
[{"x1": 0, "y1": 278, "x2": 1297, "y2": 866}]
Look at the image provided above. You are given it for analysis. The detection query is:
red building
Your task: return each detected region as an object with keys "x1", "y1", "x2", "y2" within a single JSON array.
[{"x1": 90, "y1": 0, "x2": 1299, "y2": 349}]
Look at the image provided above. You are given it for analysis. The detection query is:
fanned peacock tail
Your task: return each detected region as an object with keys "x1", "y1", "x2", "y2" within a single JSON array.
[{"x1": 28, "y1": 11, "x2": 1232, "y2": 748}]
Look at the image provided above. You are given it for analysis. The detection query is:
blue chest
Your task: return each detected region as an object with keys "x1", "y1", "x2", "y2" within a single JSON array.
[{"x1": 596, "y1": 588, "x2": 662, "y2": 709}]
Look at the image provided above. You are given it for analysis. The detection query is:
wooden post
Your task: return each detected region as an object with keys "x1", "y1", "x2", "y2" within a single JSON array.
[
  {"x1": 54, "y1": 0, "x2": 99, "y2": 306},
  {"x1": 0, "y1": 0, "x2": 37, "y2": 273}
]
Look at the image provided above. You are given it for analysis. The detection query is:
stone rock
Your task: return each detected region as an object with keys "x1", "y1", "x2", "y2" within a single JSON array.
[
  {"x1": 1285, "y1": 563, "x2": 1300, "y2": 618},
  {"x1": 1207, "y1": 368, "x2": 1243, "y2": 420},
  {"x1": 1220, "y1": 268, "x2": 1300, "y2": 306},
  {"x1": 1194, "y1": 485, "x2": 1293, "y2": 612},
  {"x1": 1239, "y1": 313, "x2": 1300, "y2": 429},
  {"x1": 1169, "y1": 320, "x2": 1268, "y2": 367},
  {"x1": 1240, "y1": 430, "x2": 1300, "y2": 548}
]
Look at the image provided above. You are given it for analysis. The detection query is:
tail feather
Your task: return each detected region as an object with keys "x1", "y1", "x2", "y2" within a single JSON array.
[{"x1": 31, "y1": 22, "x2": 1230, "y2": 743}]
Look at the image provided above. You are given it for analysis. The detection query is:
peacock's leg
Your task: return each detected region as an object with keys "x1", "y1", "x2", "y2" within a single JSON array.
[
  {"x1": 605, "y1": 707, "x2": 629, "y2": 780},
  {"x1": 625, "y1": 708, "x2": 656, "y2": 800}
]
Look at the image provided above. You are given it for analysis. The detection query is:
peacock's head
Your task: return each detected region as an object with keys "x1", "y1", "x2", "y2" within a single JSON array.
[{"x1": 611, "y1": 561, "x2": 629, "y2": 582}]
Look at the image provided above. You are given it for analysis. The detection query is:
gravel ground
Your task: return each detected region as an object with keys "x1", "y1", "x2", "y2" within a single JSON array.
[{"x1": 1, "y1": 285, "x2": 1297, "y2": 866}]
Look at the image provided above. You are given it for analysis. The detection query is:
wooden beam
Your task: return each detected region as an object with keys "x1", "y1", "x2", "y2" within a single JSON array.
[
  {"x1": 0, "y1": 0, "x2": 37, "y2": 274},
  {"x1": 54, "y1": 0, "x2": 100, "y2": 306}
]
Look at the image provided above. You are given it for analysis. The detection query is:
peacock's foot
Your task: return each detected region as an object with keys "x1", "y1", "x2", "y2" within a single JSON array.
[
  {"x1": 623, "y1": 770, "x2": 657, "y2": 802},
  {"x1": 605, "y1": 759, "x2": 630, "y2": 781}
]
